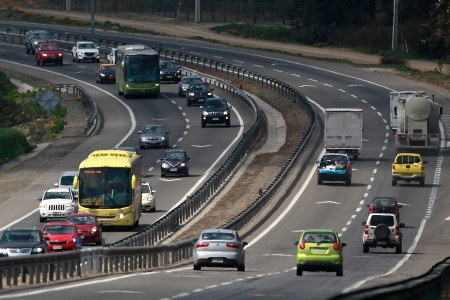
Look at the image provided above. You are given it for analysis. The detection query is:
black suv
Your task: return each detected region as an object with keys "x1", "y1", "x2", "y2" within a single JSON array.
[
  {"x1": 160, "y1": 60, "x2": 181, "y2": 83},
  {"x1": 160, "y1": 149, "x2": 190, "y2": 177},
  {"x1": 201, "y1": 97, "x2": 231, "y2": 128},
  {"x1": 0, "y1": 228, "x2": 49, "y2": 257},
  {"x1": 186, "y1": 82, "x2": 214, "y2": 106},
  {"x1": 25, "y1": 29, "x2": 53, "y2": 54}
]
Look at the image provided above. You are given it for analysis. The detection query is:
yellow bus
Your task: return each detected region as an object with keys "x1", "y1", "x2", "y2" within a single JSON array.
[
  {"x1": 115, "y1": 44, "x2": 160, "y2": 98},
  {"x1": 73, "y1": 150, "x2": 142, "y2": 227}
]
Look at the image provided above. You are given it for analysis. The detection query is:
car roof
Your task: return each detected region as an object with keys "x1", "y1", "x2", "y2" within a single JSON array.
[
  {"x1": 323, "y1": 153, "x2": 348, "y2": 157},
  {"x1": 42, "y1": 221, "x2": 75, "y2": 227},
  {"x1": 29, "y1": 29, "x2": 50, "y2": 33},
  {"x1": 3, "y1": 228, "x2": 41, "y2": 233},
  {"x1": 201, "y1": 228, "x2": 236, "y2": 234},
  {"x1": 45, "y1": 187, "x2": 73, "y2": 192},
  {"x1": 67, "y1": 213, "x2": 97, "y2": 218},
  {"x1": 164, "y1": 148, "x2": 186, "y2": 153},
  {"x1": 144, "y1": 124, "x2": 165, "y2": 128},
  {"x1": 61, "y1": 171, "x2": 77, "y2": 176}
]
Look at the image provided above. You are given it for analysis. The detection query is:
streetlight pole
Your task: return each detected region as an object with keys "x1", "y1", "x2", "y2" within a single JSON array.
[
  {"x1": 195, "y1": 0, "x2": 200, "y2": 23},
  {"x1": 392, "y1": 0, "x2": 399, "y2": 50},
  {"x1": 90, "y1": 0, "x2": 96, "y2": 41}
]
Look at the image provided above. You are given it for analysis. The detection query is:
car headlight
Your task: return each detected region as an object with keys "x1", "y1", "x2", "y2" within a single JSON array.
[
  {"x1": 161, "y1": 162, "x2": 170, "y2": 168},
  {"x1": 176, "y1": 70, "x2": 181, "y2": 74},
  {"x1": 42, "y1": 53, "x2": 48, "y2": 57},
  {"x1": 65, "y1": 203, "x2": 71, "y2": 209},
  {"x1": 100, "y1": 73, "x2": 106, "y2": 77},
  {"x1": 203, "y1": 111, "x2": 209, "y2": 116},
  {"x1": 58, "y1": 53, "x2": 63, "y2": 57},
  {"x1": 91, "y1": 226, "x2": 98, "y2": 233},
  {"x1": 180, "y1": 163, "x2": 186, "y2": 167},
  {"x1": 71, "y1": 238, "x2": 77, "y2": 243},
  {"x1": 31, "y1": 247, "x2": 45, "y2": 254},
  {"x1": 41, "y1": 203, "x2": 48, "y2": 209},
  {"x1": 207, "y1": 92, "x2": 213, "y2": 96},
  {"x1": 0, "y1": 248, "x2": 8, "y2": 255},
  {"x1": 223, "y1": 111, "x2": 229, "y2": 116},
  {"x1": 115, "y1": 211, "x2": 131, "y2": 219},
  {"x1": 140, "y1": 137, "x2": 146, "y2": 141},
  {"x1": 33, "y1": 41, "x2": 39, "y2": 46},
  {"x1": 189, "y1": 92, "x2": 195, "y2": 96},
  {"x1": 160, "y1": 71, "x2": 163, "y2": 74},
  {"x1": 161, "y1": 137, "x2": 166, "y2": 141}
]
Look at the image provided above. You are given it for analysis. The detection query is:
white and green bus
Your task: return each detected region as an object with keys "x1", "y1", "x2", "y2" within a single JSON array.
[{"x1": 115, "y1": 44, "x2": 160, "y2": 98}]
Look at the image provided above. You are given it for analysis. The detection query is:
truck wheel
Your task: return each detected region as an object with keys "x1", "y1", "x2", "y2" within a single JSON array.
[
  {"x1": 396, "y1": 244, "x2": 402, "y2": 254},
  {"x1": 353, "y1": 154, "x2": 358, "y2": 161},
  {"x1": 363, "y1": 244, "x2": 369, "y2": 253},
  {"x1": 419, "y1": 178, "x2": 425, "y2": 186},
  {"x1": 336, "y1": 267, "x2": 343, "y2": 277},
  {"x1": 392, "y1": 178, "x2": 397, "y2": 186}
]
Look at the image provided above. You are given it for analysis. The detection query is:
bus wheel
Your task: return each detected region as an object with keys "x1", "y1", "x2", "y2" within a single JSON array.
[{"x1": 118, "y1": 86, "x2": 123, "y2": 96}]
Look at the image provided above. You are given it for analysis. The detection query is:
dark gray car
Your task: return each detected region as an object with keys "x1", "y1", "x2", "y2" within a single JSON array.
[
  {"x1": 186, "y1": 82, "x2": 214, "y2": 106},
  {"x1": 138, "y1": 124, "x2": 170, "y2": 149},
  {"x1": 201, "y1": 97, "x2": 232, "y2": 128},
  {"x1": 178, "y1": 76, "x2": 203, "y2": 96},
  {"x1": 0, "y1": 228, "x2": 49, "y2": 257}
]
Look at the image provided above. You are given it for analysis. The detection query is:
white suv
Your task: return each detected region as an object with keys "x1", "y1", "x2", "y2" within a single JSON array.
[
  {"x1": 72, "y1": 41, "x2": 100, "y2": 63},
  {"x1": 362, "y1": 213, "x2": 404, "y2": 254},
  {"x1": 38, "y1": 187, "x2": 78, "y2": 222}
]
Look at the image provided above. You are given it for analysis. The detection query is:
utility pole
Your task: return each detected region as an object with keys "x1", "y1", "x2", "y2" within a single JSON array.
[
  {"x1": 195, "y1": 0, "x2": 200, "y2": 23},
  {"x1": 392, "y1": 0, "x2": 399, "y2": 50},
  {"x1": 90, "y1": 0, "x2": 96, "y2": 41}
]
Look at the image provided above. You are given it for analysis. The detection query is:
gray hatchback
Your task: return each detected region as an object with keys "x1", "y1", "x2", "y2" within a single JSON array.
[
  {"x1": 138, "y1": 124, "x2": 170, "y2": 149},
  {"x1": 193, "y1": 229, "x2": 247, "y2": 271}
]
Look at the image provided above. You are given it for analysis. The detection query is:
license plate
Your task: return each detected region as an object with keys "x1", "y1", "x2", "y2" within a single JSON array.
[
  {"x1": 53, "y1": 245, "x2": 62, "y2": 250},
  {"x1": 312, "y1": 248, "x2": 326, "y2": 252},
  {"x1": 212, "y1": 118, "x2": 219, "y2": 121},
  {"x1": 167, "y1": 76, "x2": 172, "y2": 78},
  {"x1": 51, "y1": 54, "x2": 55, "y2": 58},
  {"x1": 170, "y1": 168, "x2": 178, "y2": 172},
  {"x1": 81, "y1": 235, "x2": 85, "y2": 239},
  {"x1": 377, "y1": 241, "x2": 386, "y2": 245},
  {"x1": 211, "y1": 258, "x2": 223, "y2": 263}
]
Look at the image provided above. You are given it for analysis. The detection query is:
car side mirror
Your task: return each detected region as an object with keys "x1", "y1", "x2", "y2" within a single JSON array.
[
  {"x1": 294, "y1": 241, "x2": 299, "y2": 246},
  {"x1": 44, "y1": 237, "x2": 50, "y2": 241},
  {"x1": 423, "y1": 161, "x2": 427, "y2": 164},
  {"x1": 54, "y1": 183, "x2": 59, "y2": 187},
  {"x1": 399, "y1": 223, "x2": 405, "y2": 228},
  {"x1": 38, "y1": 197, "x2": 42, "y2": 201},
  {"x1": 362, "y1": 221, "x2": 366, "y2": 226},
  {"x1": 365, "y1": 204, "x2": 369, "y2": 207},
  {"x1": 243, "y1": 241, "x2": 248, "y2": 247},
  {"x1": 138, "y1": 130, "x2": 142, "y2": 134},
  {"x1": 398, "y1": 204, "x2": 403, "y2": 208}
]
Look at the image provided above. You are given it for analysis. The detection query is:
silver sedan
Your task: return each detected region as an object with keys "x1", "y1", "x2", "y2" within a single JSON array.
[{"x1": 193, "y1": 229, "x2": 247, "y2": 271}]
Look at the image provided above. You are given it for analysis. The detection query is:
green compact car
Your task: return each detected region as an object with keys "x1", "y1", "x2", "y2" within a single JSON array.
[{"x1": 295, "y1": 229, "x2": 346, "y2": 276}]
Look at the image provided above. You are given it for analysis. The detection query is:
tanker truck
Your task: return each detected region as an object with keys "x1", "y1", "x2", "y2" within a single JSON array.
[{"x1": 395, "y1": 92, "x2": 442, "y2": 151}]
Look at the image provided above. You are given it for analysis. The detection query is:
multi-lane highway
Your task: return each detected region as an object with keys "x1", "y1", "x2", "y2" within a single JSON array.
[{"x1": 0, "y1": 20, "x2": 450, "y2": 299}]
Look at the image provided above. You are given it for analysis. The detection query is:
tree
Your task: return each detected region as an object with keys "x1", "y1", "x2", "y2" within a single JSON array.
[{"x1": 425, "y1": 0, "x2": 450, "y2": 62}]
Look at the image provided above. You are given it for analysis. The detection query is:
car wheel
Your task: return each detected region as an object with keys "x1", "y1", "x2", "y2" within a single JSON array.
[
  {"x1": 161, "y1": 172, "x2": 166, "y2": 177},
  {"x1": 419, "y1": 178, "x2": 425, "y2": 186},
  {"x1": 201, "y1": 120, "x2": 206, "y2": 128},
  {"x1": 35, "y1": 57, "x2": 39, "y2": 65},
  {"x1": 317, "y1": 174, "x2": 323, "y2": 185},
  {"x1": 187, "y1": 99, "x2": 191, "y2": 106},
  {"x1": 226, "y1": 120, "x2": 231, "y2": 127},
  {"x1": 363, "y1": 244, "x2": 369, "y2": 253},
  {"x1": 76, "y1": 55, "x2": 80, "y2": 63},
  {"x1": 185, "y1": 170, "x2": 189, "y2": 177},
  {"x1": 296, "y1": 266, "x2": 302, "y2": 276},
  {"x1": 237, "y1": 264, "x2": 245, "y2": 272},
  {"x1": 396, "y1": 244, "x2": 402, "y2": 254},
  {"x1": 345, "y1": 177, "x2": 351, "y2": 186},
  {"x1": 59, "y1": 61, "x2": 63, "y2": 66},
  {"x1": 336, "y1": 267, "x2": 343, "y2": 277},
  {"x1": 26, "y1": 45, "x2": 30, "y2": 54},
  {"x1": 193, "y1": 264, "x2": 201, "y2": 271},
  {"x1": 96, "y1": 59, "x2": 100, "y2": 63},
  {"x1": 72, "y1": 55, "x2": 75, "y2": 62},
  {"x1": 392, "y1": 178, "x2": 397, "y2": 186},
  {"x1": 374, "y1": 224, "x2": 390, "y2": 240}
]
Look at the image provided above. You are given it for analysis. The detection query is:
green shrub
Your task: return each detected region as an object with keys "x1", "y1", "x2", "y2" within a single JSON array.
[{"x1": 0, "y1": 128, "x2": 32, "y2": 164}]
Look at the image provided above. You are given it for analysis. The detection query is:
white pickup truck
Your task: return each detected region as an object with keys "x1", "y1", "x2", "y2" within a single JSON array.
[{"x1": 38, "y1": 187, "x2": 78, "y2": 222}]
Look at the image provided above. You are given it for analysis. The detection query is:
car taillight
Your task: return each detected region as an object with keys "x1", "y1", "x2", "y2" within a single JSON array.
[
  {"x1": 226, "y1": 243, "x2": 239, "y2": 248},
  {"x1": 392, "y1": 165, "x2": 396, "y2": 171},
  {"x1": 364, "y1": 225, "x2": 369, "y2": 235},
  {"x1": 369, "y1": 206, "x2": 373, "y2": 213},
  {"x1": 347, "y1": 166, "x2": 351, "y2": 172},
  {"x1": 395, "y1": 226, "x2": 399, "y2": 236},
  {"x1": 333, "y1": 243, "x2": 340, "y2": 250},
  {"x1": 395, "y1": 207, "x2": 399, "y2": 213},
  {"x1": 195, "y1": 242, "x2": 209, "y2": 248},
  {"x1": 299, "y1": 242, "x2": 306, "y2": 249}
]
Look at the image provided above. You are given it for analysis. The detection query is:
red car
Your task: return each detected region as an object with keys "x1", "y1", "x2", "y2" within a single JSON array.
[
  {"x1": 35, "y1": 42, "x2": 63, "y2": 66},
  {"x1": 66, "y1": 213, "x2": 103, "y2": 246},
  {"x1": 41, "y1": 222, "x2": 82, "y2": 252}
]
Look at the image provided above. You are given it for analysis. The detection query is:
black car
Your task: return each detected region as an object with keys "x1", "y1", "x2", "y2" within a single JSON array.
[
  {"x1": 160, "y1": 149, "x2": 190, "y2": 177},
  {"x1": 201, "y1": 97, "x2": 231, "y2": 128},
  {"x1": 160, "y1": 60, "x2": 181, "y2": 83},
  {"x1": 366, "y1": 196, "x2": 402, "y2": 221},
  {"x1": 178, "y1": 76, "x2": 203, "y2": 96},
  {"x1": 186, "y1": 82, "x2": 214, "y2": 106},
  {"x1": 96, "y1": 64, "x2": 116, "y2": 84},
  {"x1": 0, "y1": 228, "x2": 49, "y2": 257}
]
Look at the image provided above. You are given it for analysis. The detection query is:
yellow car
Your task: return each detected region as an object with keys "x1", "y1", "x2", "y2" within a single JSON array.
[{"x1": 295, "y1": 229, "x2": 346, "y2": 276}]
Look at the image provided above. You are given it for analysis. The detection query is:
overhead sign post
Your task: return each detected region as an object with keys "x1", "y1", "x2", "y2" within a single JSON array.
[{"x1": 36, "y1": 85, "x2": 61, "y2": 139}]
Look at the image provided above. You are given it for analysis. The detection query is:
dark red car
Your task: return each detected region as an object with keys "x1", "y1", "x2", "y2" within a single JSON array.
[
  {"x1": 41, "y1": 222, "x2": 82, "y2": 252},
  {"x1": 366, "y1": 196, "x2": 402, "y2": 221},
  {"x1": 35, "y1": 42, "x2": 63, "y2": 66},
  {"x1": 66, "y1": 213, "x2": 103, "y2": 246}
]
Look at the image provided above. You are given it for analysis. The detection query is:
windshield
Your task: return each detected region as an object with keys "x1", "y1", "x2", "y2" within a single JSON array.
[
  {"x1": 1, "y1": 231, "x2": 41, "y2": 243},
  {"x1": 60, "y1": 175, "x2": 75, "y2": 186},
  {"x1": 42, "y1": 225, "x2": 75, "y2": 235},
  {"x1": 41, "y1": 44, "x2": 59, "y2": 51},
  {"x1": 33, "y1": 33, "x2": 52, "y2": 40},
  {"x1": 143, "y1": 126, "x2": 165, "y2": 134},
  {"x1": 67, "y1": 216, "x2": 96, "y2": 225},
  {"x1": 141, "y1": 184, "x2": 151, "y2": 193},
  {"x1": 125, "y1": 55, "x2": 159, "y2": 83},
  {"x1": 78, "y1": 168, "x2": 132, "y2": 208},
  {"x1": 205, "y1": 99, "x2": 227, "y2": 108},
  {"x1": 79, "y1": 43, "x2": 96, "y2": 49},
  {"x1": 44, "y1": 191, "x2": 71, "y2": 200}
]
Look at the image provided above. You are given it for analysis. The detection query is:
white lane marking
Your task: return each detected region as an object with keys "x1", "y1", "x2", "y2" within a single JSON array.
[
  {"x1": 323, "y1": 83, "x2": 333, "y2": 87},
  {"x1": 316, "y1": 201, "x2": 340, "y2": 204},
  {"x1": 192, "y1": 145, "x2": 212, "y2": 148},
  {"x1": 98, "y1": 290, "x2": 143, "y2": 294},
  {"x1": 233, "y1": 59, "x2": 245, "y2": 64},
  {"x1": 308, "y1": 78, "x2": 318, "y2": 82},
  {"x1": 299, "y1": 85, "x2": 315, "y2": 88},
  {"x1": 445, "y1": 216, "x2": 450, "y2": 221},
  {"x1": 339, "y1": 89, "x2": 346, "y2": 93},
  {"x1": 253, "y1": 64, "x2": 263, "y2": 67},
  {"x1": 291, "y1": 73, "x2": 301, "y2": 77},
  {"x1": 273, "y1": 69, "x2": 283, "y2": 72}
]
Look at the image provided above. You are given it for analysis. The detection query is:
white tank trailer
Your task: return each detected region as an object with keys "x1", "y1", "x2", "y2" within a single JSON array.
[{"x1": 395, "y1": 92, "x2": 441, "y2": 150}]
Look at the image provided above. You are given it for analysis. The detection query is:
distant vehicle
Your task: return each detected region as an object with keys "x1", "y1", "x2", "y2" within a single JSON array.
[
  {"x1": 178, "y1": 76, "x2": 203, "y2": 96},
  {"x1": 38, "y1": 187, "x2": 78, "y2": 222},
  {"x1": 389, "y1": 91, "x2": 426, "y2": 132},
  {"x1": 115, "y1": 44, "x2": 160, "y2": 98},
  {"x1": 66, "y1": 213, "x2": 103, "y2": 246},
  {"x1": 160, "y1": 60, "x2": 181, "y2": 83},
  {"x1": 113, "y1": 146, "x2": 139, "y2": 153},
  {"x1": 193, "y1": 229, "x2": 247, "y2": 271},
  {"x1": 35, "y1": 42, "x2": 63, "y2": 66},
  {"x1": 96, "y1": 63, "x2": 116, "y2": 84},
  {"x1": 138, "y1": 124, "x2": 170, "y2": 149},
  {"x1": 366, "y1": 197, "x2": 402, "y2": 221},
  {"x1": 316, "y1": 153, "x2": 352, "y2": 186},
  {"x1": 73, "y1": 150, "x2": 142, "y2": 228},
  {"x1": 54, "y1": 170, "x2": 78, "y2": 191},
  {"x1": 186, "y1": 82, "x2": 214, "y2": 106},
  {"x1": 25, "y1": 29, "x2": 53, "y2": 54},
  {"x1": 201, "y1": 97, "x2": 231, "y2": 128},
  {"x1": 160, "y1": 148, "x2": 190, "y2": 177},
  {"x1": 106, "y1": 47, "x2": 116, "y2": 64},
  {"x1": 324, "y1": 108, "x2": 363, "y2": 160},
  {"x1": 141, "y1": 182, "x2": 156, "y2": 212},
  {"x1": 72, "y1": 41, "x2": 100, "y2": 63},
  {"x1": 294, "y1": 229, "x2": 346, "y2": 276},
  {"x1": 41, "y1": 222, "x2": 82, "y2": 252},
  {"x1": 362, "y1": 213, "x2": 404, "y2": 254},
  {"x1": 0, "y1": 228, "x2": 48, "y2": 257},
  {"x1": 392, "y1": 152, "x2": 426, "y2": 186}
]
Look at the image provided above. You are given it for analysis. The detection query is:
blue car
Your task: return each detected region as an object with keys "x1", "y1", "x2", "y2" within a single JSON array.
[{"x1": 316, "y1": 153, "x2": 352, "y2": 186}]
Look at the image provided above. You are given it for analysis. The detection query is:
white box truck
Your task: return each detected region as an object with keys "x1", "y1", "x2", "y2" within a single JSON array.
[{"x1": 324, "y1": 108, "x2": 363, "y2": 160}]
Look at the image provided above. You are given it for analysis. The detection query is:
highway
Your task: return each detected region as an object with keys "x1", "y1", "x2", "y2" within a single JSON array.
[{"x1": 0, "y1": 21, "x2": 449, "y2": 299}]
